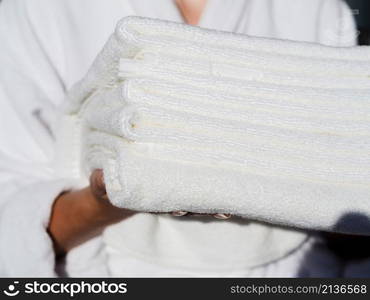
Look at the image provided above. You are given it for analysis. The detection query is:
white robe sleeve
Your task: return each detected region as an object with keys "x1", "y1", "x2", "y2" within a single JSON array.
[
  {"x1": 317, "y1": 0, "x2": 358, "y2": 46},
  {"x1": 0, "y1": 0, "x2": 78, "y2": 276}
]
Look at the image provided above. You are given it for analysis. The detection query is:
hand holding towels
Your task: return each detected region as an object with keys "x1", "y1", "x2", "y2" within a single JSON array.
[{"x1": 56, "y1": 17, "x2": 370, "y2": 235}]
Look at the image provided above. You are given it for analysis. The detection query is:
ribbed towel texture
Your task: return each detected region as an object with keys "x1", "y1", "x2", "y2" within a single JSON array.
[{"x1": 60, "y1": 17, "x2": 370, "y2": 234}]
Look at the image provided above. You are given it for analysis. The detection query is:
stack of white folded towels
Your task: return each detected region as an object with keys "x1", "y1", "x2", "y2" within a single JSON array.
[{"x1": 58, "y1": 17, "x2": 370, "y2": 234}]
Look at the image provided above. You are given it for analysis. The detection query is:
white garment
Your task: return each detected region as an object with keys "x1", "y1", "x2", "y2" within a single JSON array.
[
  {"x1": 0, "y1": 0, "x2": 366, "y2": 277},
  {"x1": 104, "y1": 231, "x2": 343, "y2": 277}
]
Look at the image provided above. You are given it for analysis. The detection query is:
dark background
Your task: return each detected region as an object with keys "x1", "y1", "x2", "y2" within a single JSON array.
[{"x1": 345, "y1": 0, "x2": 370, "y2": 44}]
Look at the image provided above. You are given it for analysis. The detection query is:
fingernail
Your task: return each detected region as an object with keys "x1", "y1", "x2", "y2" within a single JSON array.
[
  {"x1": 214, "y1": 213, "x2": 231, "y2": 220},
  {"x1": 172, "y1": 211, "x2": 188, "y2": 217}
]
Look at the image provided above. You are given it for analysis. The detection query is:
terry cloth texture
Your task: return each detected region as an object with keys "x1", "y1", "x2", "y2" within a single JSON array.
[{"x1": 57, "y1": 16, "x2": 370, "y2": 235}]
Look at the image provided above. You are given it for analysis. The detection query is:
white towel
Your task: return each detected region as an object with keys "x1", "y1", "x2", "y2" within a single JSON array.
[{"x1": 57, "y1": 17, "x2": 370, "y2": 235}]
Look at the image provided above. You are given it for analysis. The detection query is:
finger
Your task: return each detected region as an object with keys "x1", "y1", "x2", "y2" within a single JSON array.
[
  {"x1": 171, "y1": 211, "x2": 188, "y2": 217},
  {"x1": 90, "y1": 169, "x2": 107, "y2": 198},
  {"x1": 213, "y1": 213, "x2": 232, "y2": 220}
]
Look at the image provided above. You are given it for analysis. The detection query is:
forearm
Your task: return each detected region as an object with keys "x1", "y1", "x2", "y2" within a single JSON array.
[{"x1": 48, "y1": 187, "x2": 130, "y2": 256}]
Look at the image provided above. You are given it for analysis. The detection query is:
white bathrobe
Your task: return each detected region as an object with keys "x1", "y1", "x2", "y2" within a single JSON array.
[{"x1": 0, "y1": 0, "x2": 367, "y2": 277}]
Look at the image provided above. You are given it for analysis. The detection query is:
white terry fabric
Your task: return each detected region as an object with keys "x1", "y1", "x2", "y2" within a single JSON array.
[
  {"x1": 58, "y1": 16, "x2": 370, "y2": 235},
  {"x1": 1, "y1": 0, "x2": 364, "y2": 277}
]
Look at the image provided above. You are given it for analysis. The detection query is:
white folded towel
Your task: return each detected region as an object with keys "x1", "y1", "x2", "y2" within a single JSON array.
[{"x1": 57, "y1": 17, "x2": 370, "y2": 235}]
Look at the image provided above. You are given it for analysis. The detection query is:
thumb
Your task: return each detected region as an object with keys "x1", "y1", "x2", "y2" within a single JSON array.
[{"x1": 90, "y1": 169, "x2": 107, "y2": 199}]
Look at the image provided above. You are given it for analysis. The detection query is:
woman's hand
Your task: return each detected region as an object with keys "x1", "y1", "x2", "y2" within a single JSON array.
[
  {"x1": 48, "y1": 170, "x2": 134, "y2": 257},
  {"x1": 48, "y1": 169, "x2": 231, "y2": 257}
]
